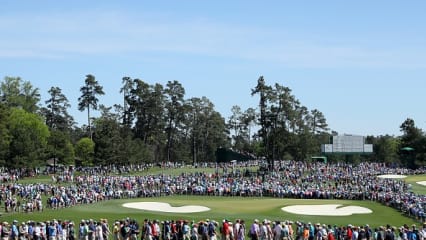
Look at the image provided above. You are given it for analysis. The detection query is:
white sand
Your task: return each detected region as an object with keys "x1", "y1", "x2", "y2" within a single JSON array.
[
  {"x1": 122, "y1": 202, "x2": 210, "y2": 213},
  {"x1": 377, "y1": 174, "x2": 407, "y2": 179},
  {"x1": 281, "y1": 204, "x2": 372, "y2": 216},
  {"x1": 417, "y1": 181, "x2": 426, "y2": 186}
]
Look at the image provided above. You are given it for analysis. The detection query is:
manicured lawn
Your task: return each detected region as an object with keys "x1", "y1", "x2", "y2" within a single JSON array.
[
  {"x1": 405, "y1": 174, "x2": 426, "y2": 195},
  {"x1": 142, "y1": 166, "x2": 258, "y2": 176},
  {"x1": 1, "y1": 195, "x2": 418, "y2": 229},
  {"x1": 16, "y1": 165, "x2": 258, "y2": 183},
  {"x1": 6, "y1": 170, "x2": 425, "y2": 233},
  {"x1": 17, "y1": 175, "x2": 55, "y2": 184}
]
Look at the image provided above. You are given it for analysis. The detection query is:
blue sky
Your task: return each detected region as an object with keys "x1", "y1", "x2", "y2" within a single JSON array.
[{"x1": 1, "y1": 1, "x2": 426, "y2": 136}]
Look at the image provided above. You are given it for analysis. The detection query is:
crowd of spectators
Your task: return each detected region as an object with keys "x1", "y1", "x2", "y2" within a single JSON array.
[
  {"x1": 0, "y1": 161, "x2": 426, "y2": 225},
  {"x1": 2, "y1": 217, "x2": 426, "y2": 240}
]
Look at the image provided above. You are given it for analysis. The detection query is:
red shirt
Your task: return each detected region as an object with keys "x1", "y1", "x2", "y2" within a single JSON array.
[{"x1": 223, "y1": 222, "x2": 229, "y2": 235}]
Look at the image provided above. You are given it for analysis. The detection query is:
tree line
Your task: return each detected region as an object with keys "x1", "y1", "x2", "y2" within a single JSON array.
[{"x1": 0, "y1": 75, "x2": 424, "y2": 169}]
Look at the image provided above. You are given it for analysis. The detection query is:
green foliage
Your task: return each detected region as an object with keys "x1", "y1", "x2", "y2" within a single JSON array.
[
  {"x1": 3, "y1": 75, "x2": 426, "y2": 168},
  {"x1": 42, "y1": 86, "x2": 74, "y2": 131},
  {"x1": 164, "y1": 80, "x2": 186, "y2": 162},
  {"x1": 127, "y1": 80, "x2": 166, "y2": 161},
  {"x1": 186, "y1": 97, "x2": 229, "y2": 164},
  {"x1": 47, "y1": 130, "x2": 75, "y2": 166},
  {"x1": 78, "y1": 74, "x2": 105, "y2": 139},
  {"x1": 92, "y1": 106, "x2": 155, "y2": 165},
  {"x1": 75, "y1": 137, "x2": 95, "y2": 166},
  {"x1": 0, "y1": 103, "x2": 10, "y2": 165},
  {"x1": 92, "y1": 106, "x2": 123, "y2": 165},
  {"x1": 63, "y1": 140, "x2": 76, "y2": 165},
  {"x1": 120, "y1": 76, "x2": 135, "y2": 127},
  {"x1": 0, "y1": 76, "x2": 41, "y2": 113},
  {"x1": 399, "y1": 118, "x2": 426, "y2": 168},
  {"x1": 127, "y1": 138, "x2": 154, "y2": 164},
  {"x1": 8, "y1": 108, "x2": 50, "y2": 168},
  {"x1": 366, "y1": 135, "x2": 400, "y2": 163},
  {"x1": 251, "y1": 77, "x2": 331, "y2": 165}
]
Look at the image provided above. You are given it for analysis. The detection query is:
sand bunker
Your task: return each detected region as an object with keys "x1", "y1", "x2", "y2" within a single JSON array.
[
  {"x1": 122, "y1": 202, "x2": 210, "y2": 213},
  {"x1": 377, "y1": 174, "x2": 407, "y2": 179},
  {"x1": 417, "y1": 181, "x2": 426, "y2": 186},
  {"x1": 282, "y1": 204, "x2": 372, "y2": 216}
]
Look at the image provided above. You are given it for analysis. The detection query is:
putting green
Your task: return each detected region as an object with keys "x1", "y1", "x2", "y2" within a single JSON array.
[{"x1": 0, "y1": 195, "x2": 418, "y2": 229}]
